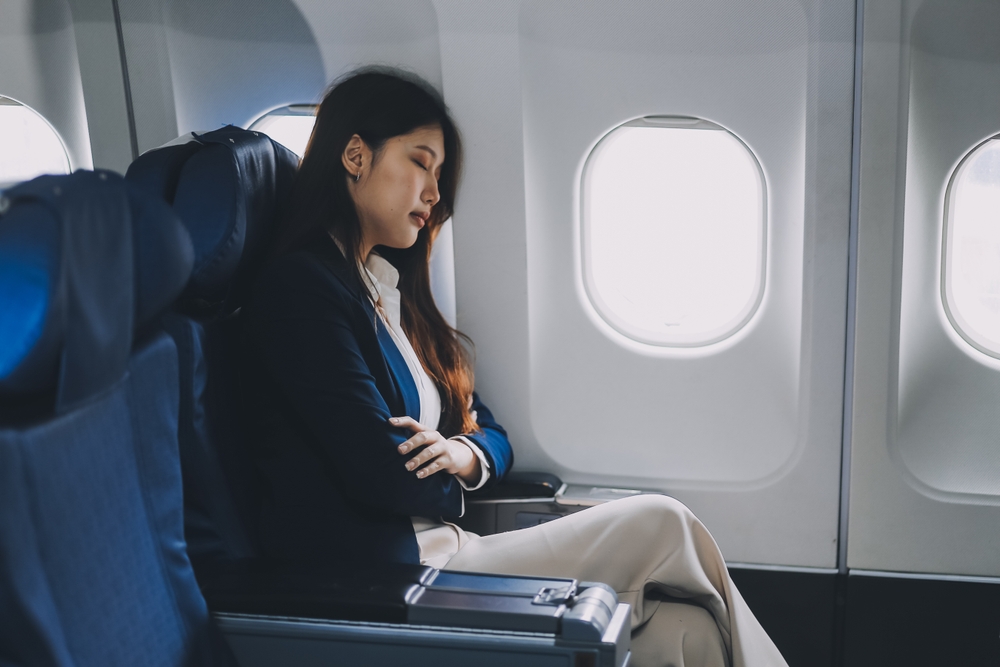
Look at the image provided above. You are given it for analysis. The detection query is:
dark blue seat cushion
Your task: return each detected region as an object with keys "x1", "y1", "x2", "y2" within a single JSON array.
[
  {"x1": 164, "y1": 314, "x2": 260, "y2": 563},
  {"x1": 0, "y1": 199, "x2": 61, "y2": 395},
  {"x1": 0, "y1": 334, "x2": 233, "y2": 667},
  {"x1": 0, "y1": 170, "x2": 234, "y2": 665},
  {"x1": 0, "y1": 171, "x2": 193, "y2": 413}
]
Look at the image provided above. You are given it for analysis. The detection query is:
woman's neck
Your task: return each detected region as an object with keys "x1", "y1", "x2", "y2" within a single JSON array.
[{"x1": 328, "y1": 230, "x2": 374, "y2": 264}]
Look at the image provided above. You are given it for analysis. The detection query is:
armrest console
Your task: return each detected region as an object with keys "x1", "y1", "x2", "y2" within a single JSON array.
[
  {"x1": 197, "y1": 559, "x2": 433, "y2": 623},
  {"x1": 204, "y1": 560, "x2": 631, "y2": 667},
  {"x1": 461, "y1": 476, "x2": 665, "y2": 536},
  {"x1": 472, "y1": 471, "x2": 563, "y2": 499}
]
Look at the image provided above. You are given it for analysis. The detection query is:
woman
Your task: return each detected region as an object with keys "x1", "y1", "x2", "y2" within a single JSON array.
[{"x1": 241, "y1": 68, "x2": 787, "y2": 667}]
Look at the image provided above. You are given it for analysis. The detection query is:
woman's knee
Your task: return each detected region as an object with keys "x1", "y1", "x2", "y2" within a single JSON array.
[
  {"x1": 641, "y1": 493, "x2": 694, "y2": 515},
  {"x1": 613, "y1": 494, "x2": 698, "y2": 537}
]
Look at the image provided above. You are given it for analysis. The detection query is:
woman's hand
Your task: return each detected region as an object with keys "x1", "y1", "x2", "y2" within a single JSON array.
[{"x1": 390, "y1": 416, "x2": 481, "y2": 484}]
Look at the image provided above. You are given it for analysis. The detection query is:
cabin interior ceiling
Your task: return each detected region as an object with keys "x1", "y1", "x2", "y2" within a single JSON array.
[{"x1": 5, "y1": 0, "x2": 1000, "y2": 579}]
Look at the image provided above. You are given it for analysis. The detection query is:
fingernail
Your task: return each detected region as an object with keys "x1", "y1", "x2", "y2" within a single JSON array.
[
  {"x1": 398, "y1": 445, "x2": 408, "y2": 454},
  {"x1": 390, "y1": 417, "x2": 398, "y2": 423},
  {"x1": 416, "y1": 470, "x2": 425, "y2": 478},
  {"x1": 405, "y1": 462, "x2": 414, "y2": 471}
]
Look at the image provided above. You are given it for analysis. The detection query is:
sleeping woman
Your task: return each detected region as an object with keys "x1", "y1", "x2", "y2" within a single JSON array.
[{"x1": 241, "y1": 67, "x2": 788, "y2": 667}]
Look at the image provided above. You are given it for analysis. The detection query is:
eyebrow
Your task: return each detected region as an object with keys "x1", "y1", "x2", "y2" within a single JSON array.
[{"x1": 414, "y1": 145, "x2": 438, "y2": 160}]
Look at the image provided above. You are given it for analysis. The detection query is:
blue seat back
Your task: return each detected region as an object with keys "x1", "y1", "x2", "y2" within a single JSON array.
[
  {"x1": 0, "y1": 171, "x2": 234, "y2": 666},
  {"x1": 127, "y1": 127, "x2": 299, "y2": 565}
]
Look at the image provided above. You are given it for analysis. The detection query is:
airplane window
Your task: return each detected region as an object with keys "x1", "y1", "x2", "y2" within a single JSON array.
[
  {"x1": 943, "y1": 136, "x2": 1000, "y2": 358},
  {"x1": 581, "y1": 117, "x2": 766, "y2": 347},
  {"x1": 0, "y1": 96, "x2": 71, "y2": 189},
  {"x1": 247, "y1": 105, "x2": 317, "y2": 158}
]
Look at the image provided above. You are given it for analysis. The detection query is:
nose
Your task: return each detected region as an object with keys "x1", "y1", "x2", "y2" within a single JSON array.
[{"x1": 423, "y1": 175, "x2": 440, "y2": 207}]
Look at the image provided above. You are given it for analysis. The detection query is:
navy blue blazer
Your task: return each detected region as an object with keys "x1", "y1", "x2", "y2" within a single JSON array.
[{"x1": 241, "y1": 231, "x2": 513, "y2": 565}]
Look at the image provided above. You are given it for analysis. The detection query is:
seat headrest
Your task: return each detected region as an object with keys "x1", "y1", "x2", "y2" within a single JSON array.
[
  {"x1": 126, "y1": 126, "x2": 299, "y2": 314},
  {"x1": 0, "y1": 171, "x2": 194, "y2": 410}
]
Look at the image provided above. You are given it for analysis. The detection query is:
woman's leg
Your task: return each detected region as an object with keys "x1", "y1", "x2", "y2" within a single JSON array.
[
  {"x1": 631, "y1": 596, "x2": 728, "y2": 667},
  {"x1": 444, "y1": 494, "x2": 786, "y2": 667}
]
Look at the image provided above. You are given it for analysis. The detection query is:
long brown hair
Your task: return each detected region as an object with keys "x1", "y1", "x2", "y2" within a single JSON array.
[{"x1": 274, "y1": 67, "x2": 477, "y2": 437}]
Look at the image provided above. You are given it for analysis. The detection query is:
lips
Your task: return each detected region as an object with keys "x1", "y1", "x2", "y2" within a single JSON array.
[{"x1": 410, "y1": 211, "x2": 429, "y2": 227}]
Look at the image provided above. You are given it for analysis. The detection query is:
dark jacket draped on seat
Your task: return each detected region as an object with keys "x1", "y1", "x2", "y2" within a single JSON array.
[{"x1": 241, "y1": 231, "x2": 513, "y2": 565}]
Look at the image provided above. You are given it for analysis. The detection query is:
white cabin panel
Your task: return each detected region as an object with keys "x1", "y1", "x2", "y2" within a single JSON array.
[
  {"x1": 0, "y1": 0, "x2": 94, "y2": 174},
  {"x1": 510, "y1": 0, "x2": 854, "y2": 568},
  {"x1": 116, "y1": 0, "x2": 441, "y2": 153},
  {"x1": 430, "y1": 0, "x2": 856, "y2": 568},
  {"x1": 431, "y1": 0, "x2": 534, "y2": 504},
  {"x1": 850, "y1": 0, "x2": 1000, "y2": 577}
]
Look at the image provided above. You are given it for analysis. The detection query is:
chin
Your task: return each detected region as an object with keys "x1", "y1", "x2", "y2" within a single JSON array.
[{"x1": 385, "y1": 234, "x2": 420, "y2": 250}]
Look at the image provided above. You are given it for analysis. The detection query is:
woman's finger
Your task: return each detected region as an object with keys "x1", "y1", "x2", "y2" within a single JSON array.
[
  {"x1": 389, "y1": 415, "x2": 424, "y2": 432},
  {"x1": 405, "y1": 443, "x2": 438, "y2": 470},
  {"x1": 416, "y1": 458, "x2": 445, "y2": 479},
  {"x1": 393, "y1": 416, "x2": 433, "y2": 455},
  {"x1": 399, "y1": 429, "x2": 436, "y2": 455}
]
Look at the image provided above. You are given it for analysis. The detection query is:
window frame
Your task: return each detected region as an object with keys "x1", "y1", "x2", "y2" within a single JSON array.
[
  {"x1": 0, "y1": 95, "x2": 72, "y2": 190},
  {"x1": 941, "y1": 133, "x2": 1000, "y2": 360},
  {"x1": 247, "y1": 104, "x2": 319, "y2": 157},
  {"x1": 579, "y1": 116, "x2": 768, "y2": 348}
]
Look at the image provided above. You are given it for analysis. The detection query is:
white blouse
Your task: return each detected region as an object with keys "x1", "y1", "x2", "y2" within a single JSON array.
[{"x1": 361, "y1": 252, "x2": 487, "y2": 567}]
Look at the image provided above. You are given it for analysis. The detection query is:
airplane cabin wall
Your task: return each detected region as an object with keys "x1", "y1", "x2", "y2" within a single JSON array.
[
  {"x1": 515, "y1": 0, "x2": 855, "y2": 568},
  {"x1": 407, "y1": 0, "x2": 856, "y2": 569},
  {"x1": 11, "y1": 0, "x2": 1000, "y2": 581},
  {"x1": 0, "y1": 0, "x2": 95, "y2": 172},
  {"x1": 114, "y1": 0, "x2": 441, "y2": 153},
  {"x1": 849, "y1": 0, "x2": 1000, "y2": 577}
]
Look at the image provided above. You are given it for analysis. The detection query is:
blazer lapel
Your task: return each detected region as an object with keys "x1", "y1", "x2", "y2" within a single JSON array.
[
  {"x1": 372, "y1": 311, "x2": 422, "y2": 420},
  {"x1": 314, "y1": 234, "x2": 421, "y2": 420}
]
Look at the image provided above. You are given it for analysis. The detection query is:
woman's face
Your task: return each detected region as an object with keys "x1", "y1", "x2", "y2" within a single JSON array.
[{"x1": 344, "y1": 124, "x2": 445, "y2": 255}]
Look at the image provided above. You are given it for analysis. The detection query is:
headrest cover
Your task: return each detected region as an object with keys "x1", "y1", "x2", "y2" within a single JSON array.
[
  {"x1": 0, "y1": 171, "x2": 193, "y2": 410},
  {"x1": 125, "y1": 126, "x2": 299, "y2": 314},
  {"x1": 123, "y1": 141, "x2": 201, "y2": 204},
  {"x1": 129, "y1": 186, "x2": 196, "y2": 325},
  {"x1": 0, "y1": 201, "x2": 61, "y2": 393}
]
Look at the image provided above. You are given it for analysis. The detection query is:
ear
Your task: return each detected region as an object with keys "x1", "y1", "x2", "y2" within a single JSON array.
[{"x1": 342, "y1": 134, "x2": 367, "y2": 180}]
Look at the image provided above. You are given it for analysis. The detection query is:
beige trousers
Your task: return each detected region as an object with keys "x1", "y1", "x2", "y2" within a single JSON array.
[{"x1": 444, "y1": 494, "x2": 787, "y2": 667}]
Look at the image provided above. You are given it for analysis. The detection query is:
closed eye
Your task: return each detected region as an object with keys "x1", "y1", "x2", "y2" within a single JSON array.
[{"x1": 412, "y1": 159, "x2": 429, "y2": 171}]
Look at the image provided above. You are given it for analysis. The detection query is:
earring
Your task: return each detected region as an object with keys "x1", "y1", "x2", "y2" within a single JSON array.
[{"x1": 355, "y1": 170, "x2": 361, "y2": 183}]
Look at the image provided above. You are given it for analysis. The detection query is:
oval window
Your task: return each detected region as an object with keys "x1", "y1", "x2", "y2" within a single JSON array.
[
  {"x1": 0, "y1": 96, "x2": 71, "y2": 189},
  {"x1": 581, "y1": 117, "x2": 766, "y2": 347},
  {"x1": 943, "y1": 136, "x2": 1000, "y2": 358},
  {"x1": 247, "y1": 105, "x2": 317, "y2": 157}
]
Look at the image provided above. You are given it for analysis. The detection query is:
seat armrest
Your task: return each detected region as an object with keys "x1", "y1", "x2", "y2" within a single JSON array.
[
  {"x1": 196, "y1": 559, "x2": 434, "y2": 624},
  {"x1": 472, "y1": 471, "x2": 563, "y2": 500}
]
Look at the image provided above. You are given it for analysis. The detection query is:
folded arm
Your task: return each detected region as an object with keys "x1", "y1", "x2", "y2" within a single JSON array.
[{"x1": 247, "y1": 259, "x2": 464, "y2": 519}]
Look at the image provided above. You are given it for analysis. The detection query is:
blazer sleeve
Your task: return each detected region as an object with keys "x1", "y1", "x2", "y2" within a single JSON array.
[
  {"x1": 459, "y1": 391, "x2": 514, "y2": 493},
  {"x1": 246, "y1": 257, "x2": 464, "y2": 519}
]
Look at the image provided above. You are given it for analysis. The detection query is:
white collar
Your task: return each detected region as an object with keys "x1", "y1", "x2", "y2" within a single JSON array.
[{"x1": 364, "y1": 252, "x2": 399, "y2": 292}]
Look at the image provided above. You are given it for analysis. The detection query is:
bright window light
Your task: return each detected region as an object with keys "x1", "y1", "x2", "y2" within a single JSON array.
[
  {"x1": 248, "y1": 105, "x2": 316, "y2": 158},
  {"x1": 581, "y1": 118, "x2": 766, "y2": 347},
  {"x1": 943, "y1": 137, "x2": 1000, "y2": 358},
  {"x1": 0, "y1": 97, "x2": 71, "y2": 189}
]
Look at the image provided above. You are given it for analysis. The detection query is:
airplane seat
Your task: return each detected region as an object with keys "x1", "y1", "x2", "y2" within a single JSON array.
[
  {"x1": 126, "y1": 126, "x2": 299, "y2": 567},
  {"x1": 0, "y1": 171, "x2": 236, "y2": 666}
]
